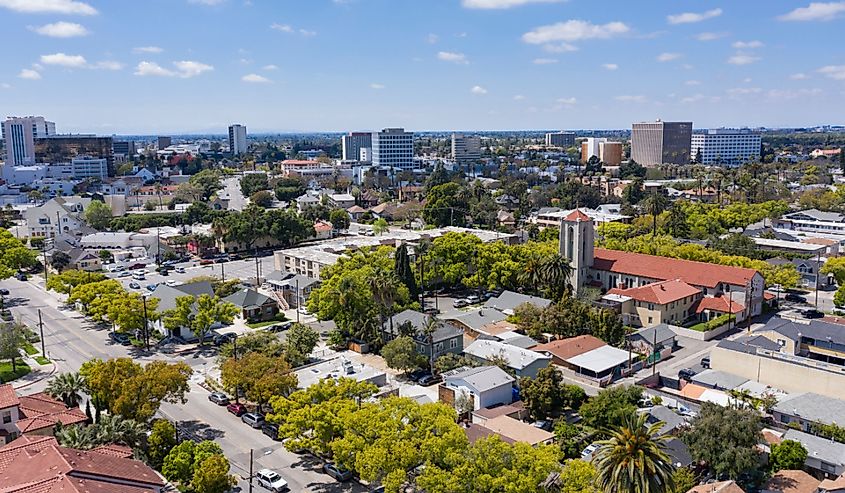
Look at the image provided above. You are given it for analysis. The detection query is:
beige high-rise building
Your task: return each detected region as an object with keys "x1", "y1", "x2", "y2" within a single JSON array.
[
  {"x1": 2, "y1": 116, "x2": 56, "y2": 166},
  {"x1": 580, "y1": 137, "x2": 606, "y2": 162},
  {"x1": 599, "y1": 141, "x2": 623, "y2": 166},
  {"x1": 631, "y1": 120, "x2": 692, "y2": 166}
]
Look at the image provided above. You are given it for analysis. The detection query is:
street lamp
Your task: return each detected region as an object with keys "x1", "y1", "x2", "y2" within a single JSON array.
[{"x1": 142, "y1": 294, "x2": 150, "y2": 351}]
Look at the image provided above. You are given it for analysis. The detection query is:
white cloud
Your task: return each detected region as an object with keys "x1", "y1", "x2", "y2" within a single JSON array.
[
  {"x1": 667, "y1": 8, "x2": 722, "y2": 24},
  {"x1": 0, "y1": 0, "x2": 96, "y2": 15},
  {"x1": 438, "y1": 51, "x2": 468, "y2": 64},
  {"x1": 727, "y1": 87, "x2": 762, "y2": 96},
  {"x1": 779, "y1": 2, "x2": 845, "y2": 21},
  {"x1": 533, "y1": 58, "x2": 558, "y2": 64},
  {"x1": 513, "y1": 94, "x2": 525, "y2": 100},
  {"x1": 370, "y1": 83, "x2": 385, "y2": 89},
  {"x1": 790, "y1": 72, "x2": 809, "y2": 80},
  {"x1": 461, "y1": 0, "x2": 563, "y2": 9},
  {"x1": 695, "y1": 31, "x2": 728, "y2": 41},
  {"x1": 685, "y1": 80, "x2": 701, "y2": 86},
  {"x1": 767, "y1": 88, "x2": 822, "y2": 100},
  {"x1": 818, "y1": 65, "x2": 845, "y2": 79},
  {"x1": 657, "y1": 52, "x2": 681, "y2": 62},
  {"x1": 18, "y1": 69, "x2": 41, "y2": 80},
  {"x1": 262, "y1": 64, "x2": 279, "y2": 71},
  {"x1": 602, "y1": 63, "x2": 618, "y2": 70},
  {"x1": 270, "y1": 23, "x2": 293, "y2": 33},
  {"x1": 299, "y1": 29, "x2": 317, "y2": 36},
  {"x1": 93, "y1": 61, "x2": 123, "y2": 70},
  {"x1": 427, "y1": 33, "x2": 439, "y2": 44},
  {"x1": 133, "y1": 46, "x2": 163, "y2": 54},
  {"x1": 173, "y1": 60, "x2": 213, "y2": 78},
  {"x1": 614, "y1": 95, "x2": 646, "y2": 103},
  {"x1": 0, "y1": 83, "x2": 10, "y2": 89},
  {"x1": 728, "y1": 54, "x2": 761, "y2": 65},
  {"x1": 470, "y1": 85, "x2": 487, "y2": 94},
  {"x1": 40, "y1": 52, "x2": 87, "y2": 68},
  {"x1": 732, "y1": 40, "x2": 764, "y2": 49},
  {"x1": 522, "y1": 20, "x2": 630, "y2": 44},
  {"x1": 543, "y1": 43, "x2": 578, "y2": 53},
  {"x1": 134, "y1": 60, "x2": 213, "y2": 78},
  {"x1": 742, "y1": 77, "x2": 753, "y2": 83},
  {"x1": 681, "y1": 94, "x2": 704, "y2": 103},
  {"x1": 29, "y1": 21, "x2": 88, "y2": 38},
  {"x1": 242, "y1": 73, "x2": 270, "y2": 83},
  {"x1": 556, "y1": 97, "x2": 576, "y2": 105},
  {"x1": 188, "y1": 0, "x2": 226, "y2": 4}
]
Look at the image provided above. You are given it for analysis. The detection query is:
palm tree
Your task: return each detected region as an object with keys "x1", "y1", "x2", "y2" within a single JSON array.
[
  {"x1": 641, "y1": 191, "x2": 669, "y2": 237},
  {"x1": 46, "y1": 372, "x2": 87, "y2": 408},
  {"x1": 540, "y1": 254, "x2": 573, "y2": 301},
  {"x1": 370, "y1": 269, "x2": 401, "y2": 343},
  {"x1": 518, "y1": 253, "x2": 545, "y2": 293},
  {"x1": 593, "y1": 413, "x2": 676, "y2": 493},
  {"x1": 56, "y1": 424, "x2": 100, "y2": 449},
  {"x1": 93, "y1": 414, "x2": 146, "y2": 448}
]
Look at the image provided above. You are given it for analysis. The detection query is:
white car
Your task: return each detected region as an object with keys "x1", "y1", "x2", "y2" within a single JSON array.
[
  {"x1": 165, "y1": 279, "x2": 179, "y2": 287},
  {"x1": 256, "y1": 469, "x2": 288, "y2": 492}
]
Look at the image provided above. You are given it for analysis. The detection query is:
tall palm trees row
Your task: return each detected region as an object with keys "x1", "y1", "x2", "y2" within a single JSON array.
[{"x1": 518, "y1": 253, "x2": 573, "y2": 301}]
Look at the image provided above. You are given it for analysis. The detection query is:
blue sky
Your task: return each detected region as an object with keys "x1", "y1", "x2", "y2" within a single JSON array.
[{"x1": 0, "y1": 0, "x2": 844, "y2": 134}]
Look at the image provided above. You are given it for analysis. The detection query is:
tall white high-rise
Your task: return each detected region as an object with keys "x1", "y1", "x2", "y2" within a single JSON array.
[
  {"x1": 2, "y1": 116, "x2": 56, "y2": 165},
  {"x1": 228, "y1": 124, "x2": 247, "y2": 155},
  {"x1": 451, "y1": 133, "x2": 481, "y2": 164},
  {"x1": 691, "y1": 129, "x2": 762, "y2": 165},
  {"x1": 341, "y1": 132, "x2": 372, "y2": 161},
  {"x1": 372, "y1": 128, "x2": 414, "y2": 170}
]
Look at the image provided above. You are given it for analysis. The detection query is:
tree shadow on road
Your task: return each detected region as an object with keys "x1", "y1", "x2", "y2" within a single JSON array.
[{"x1": 177, "y1": 419, "x2": 225, "y2": 442}]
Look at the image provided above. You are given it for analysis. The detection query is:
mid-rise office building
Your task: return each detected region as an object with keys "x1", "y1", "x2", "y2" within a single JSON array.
[
  {"x1": 451, "y1": 134, "x2": 481, "y2": 164},
  {"x1": 631, "y1": 120, "x2": 692, "y2": 167},
  {"x1": 2, "y1": 116, "x2": 56, "y2": 166},
  {"x1": 228, "y1": 124, "x2": 247, "y2": 155},
  {"x1": 599, "y1": 141, "x2": 623, "y2": 166},
  {"x1": 112, "y1": 140, "x2": 136, "y2": 158},
  {"x1": 372, "y1": 128, "x2": 415, "y2": 170},
  {"x1": 157, "y1": 136, "x2": 172, "y2": 150},
  {"x1": 46, "y1": 157, "x2": 109, "y2": 180},
  {"x1": 581, "y1": 138, "x2": 607, "y2": 162},
  {"x1": 691, "y1": 129, "x2": 762, "y2": 166},
  {"x1": 34, "y1": 135, "x2": 114, "y2": 176},
  {"x1": 341, "y1": 132, "x2": 372, "y2": 162},
  {"x1": 545, "y1": 131, "x2": 576, "y2": 148}
]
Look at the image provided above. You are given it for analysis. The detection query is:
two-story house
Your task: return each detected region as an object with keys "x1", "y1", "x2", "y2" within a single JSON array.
[
  {"x1": 383, "y1": 309, "x2": 464, "y2": 361},
  {"x1": 0, "y1": 384, "x2": 88, "y2": 444}
]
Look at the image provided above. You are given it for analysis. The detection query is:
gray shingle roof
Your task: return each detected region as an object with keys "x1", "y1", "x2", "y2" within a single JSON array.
[
  {"x1": 761, "y1": 317, "x2": 845, "y2": 346},
  {"x1": 735, "y1": 334, "x2": 783, "y2": 352},
  {"x1": 716, "y1": 339, "x2": 761, "y2": 355},
  {"x1": 448, "y1": 308, "x2": 506, "y2": 332},
  {"x1": 152, "y1": 281, "x2": 214, "y2": 312},
  {"x1": 223, "y1": 288, "x2": 274, "y2": 309},
  {"x1": 774, "y1": 393, "x2": 845, "y2": 427},
  {"x1": 483, "y1": 291, "x2": 552, "y2": 314},
  {"x1": 690, "y1": 369, "x2": 749, "y2": 390},
  {"x1": 783, "y1": 428, "x2": 845, "y2": 467},
  {"x1": 385, "y1": 309, "x2": 464, "y2": 343},
  {"x1": 642, "y1": 405, "x2": 686, "y2": 436},
  {"x1": 629, "y1": 324, "x2": 676, "y2": 346},
  {"x1": 444, "y1": 365, "x2": 514, "y2": 393}
]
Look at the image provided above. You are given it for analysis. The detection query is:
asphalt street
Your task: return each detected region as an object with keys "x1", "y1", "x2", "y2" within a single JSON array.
[{"x1": 0, "y1": 277, "x2": 366, "y2": 492}]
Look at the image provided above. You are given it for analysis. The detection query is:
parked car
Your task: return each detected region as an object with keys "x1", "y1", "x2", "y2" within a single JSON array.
[
  {"x1": 14, "y1": 273, "x2": 27, "y2": 281},
  {"x1": 214, "y1": 257, "x2": 229, "y2": 264},
  {"x1": 128, "y1": 263, "x2": 146, "y2": 270},
  {"x1": 785, "y1": 293, "x2": 807, "y2": 303},
  {"x1": 408, "y1": 370, "x2": 430, "y2": 382},
  {"x1": 241, "y1": 412, "x2": 265, "y2": 428},
  {"x1": 255, "y1": 469, "x2": 289, "y2": 492},
  {"x1": 165, "y1": 279, "x2": 178, "y2": 287},
  {"x1": 262, "y1": 422, "x2": 281, "y2": 440},
  {"x1": 175, "y1": 267, "x2": 186, "y2": 274},
  {"x1": 533, "y1": 420, "x2": 553, "y2": 431},
  {"x1": 199, "y1": 259, "x2": 214, "y2": 265},
  {"x1": 678, "y1": 368, "x2": 697, "y2": 381},
  {"x1": 119, "y1": 271, "x2": 132, "y2": 278},
  {"x1": 323, "y1": 462, "x2": 354, "y2": 482},
  {"x1": 452, "y1": 299, "x2": 469, "y2": 308},
  {"x1": 129, "y1": 282, "x2": 141, "y2": 289},
  {"x1": 109, "y1": 332, "x2": 131, "y2": 345},
  {"x1": 145, "y1": 284, "x2": 158, "y2": 292},
  {"x1": 213, "y1": 333, "x2": 237, "y2": 346},
  {"x1": 418, "y1": 374, "x2": 442, "y2": 387},
  {"x1": 226, "y1": 402, "x2": 247, "y2": 416},
  {"x1": 208, "y1": 392, "x2": 229, "y2": 405},
  {"x1": 466, "y1": 294, "x2": 481, "y2": 304},
  {"x1": 802, "y1": 309, "x2": 825, "y2": 319},
  {"x1": 131, "y1": 272, "x2": 145, "y2": 280},
  {"x1": 0, "y1": 289, "x2": 9, "y2": 296},
  {"x1": 700, "y1": 357, "x2": 711, "y2": 369},
  {"x1": 265, "y1": 321, "x2": 292, "y2": 333},
  {"x1": 423, "y1": 306, "x2": 440, "y2": 315}
]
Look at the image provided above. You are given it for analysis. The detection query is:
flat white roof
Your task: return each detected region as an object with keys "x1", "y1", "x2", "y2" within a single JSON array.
[
  {"x1": 565, "y1": 345, "x2": 629, "y2": 373},
  {"x1": 752, "y1": 237, "x2": 825, "y2": 252}
]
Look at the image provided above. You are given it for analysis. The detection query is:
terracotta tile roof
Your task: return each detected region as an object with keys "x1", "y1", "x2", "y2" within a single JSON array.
[
  {"x1": 534, "y1": 335, "x2": 606, "y2": 361},
  {"x1": 0, "y1": 384, "x2": 19, "y2": 410},
  {"x1": 593, "y1": 248, "x2": 760, "y2": 289},
  {"x1": 762, "y1": 429, "x2": 783, "y2": 446},
  {"x1": 692, "y1": 295, "x2": 745, "y2": 315},
  {"x1": 819, "y1": 474, "x2": 845, "y2": 492},
  {"x1": 563, "y1": 209, "x2": 591, "y2": 222},
  {"x1": 679, "y1": 383, "x2": 707, "y2": 399},
  {"x1": 464, "y1": 423, "x2": 515, "y2": 445},
  {"x1": 56, "y1": 447, "x2": 164, "y2": 486},
  {"x1": 764, "y1": 291, "x2": 776, "y2": 301},
  {"x1": 90, "y1": 444, "x2": 134, "y2": 459},
  {"x1": 16, "y1": 393, "x2": 88, "y2": 433},
  {"x1": 478, "y1": 320, "x2": 519, "y2": 337},
  {"x1": 687, "y1": 480, "x2": 745, "y2": 493},
  {"x1": 765, "y1": 470, "x2": 820, "y2": 493},
  {"x1": 0, "y1": 436, "x2": 57, "y2": 472},
  {"x1": 607, "y1": 279, "x2": 701, "y2": 305}
]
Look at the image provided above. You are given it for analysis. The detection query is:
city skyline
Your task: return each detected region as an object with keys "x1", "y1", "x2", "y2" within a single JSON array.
[{"x1": 0, "y1": 0, "x2": 844, "y2": 134}]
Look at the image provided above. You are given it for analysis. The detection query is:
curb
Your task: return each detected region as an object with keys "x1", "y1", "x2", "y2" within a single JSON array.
[{"x1": 12, "y1": 362, "x2": 57, "y2": 390}]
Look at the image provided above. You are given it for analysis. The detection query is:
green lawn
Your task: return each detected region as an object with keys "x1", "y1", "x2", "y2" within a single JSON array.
[
  {"x1": 0, "y1": 359, "x2": 31, "y2": 383},
  {"x1": 246, "y1": 314, "x2": 287, "y2": 329},
  {"x1": 34, "y1": 356, "x2": 50, "y2": 365},
  {"x1": 23, "y1": 343, "x2": 39, "y2": 356}
]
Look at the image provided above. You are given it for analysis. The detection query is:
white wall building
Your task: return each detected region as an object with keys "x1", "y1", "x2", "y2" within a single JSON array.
[
  {"x1": 228, "y1": 124, "x2": 247, "y2": 155},
  {"x1": 545, "y1": 131, "x2": 575, "y2": 148},
  {"x1": 691, "y1": 128, "x2": 762, "y2": 165},
  {"x1": 2, "y1": 116, "x2": 56, "y2": 166},
  {"x1": 582, "y1": 137, "x2": 607, "y2": 161},
  {"x1": 45, "y1": 157, "x2": 108, "y2": 180},
  {"x1": 451, "y1": 134, "x2": 481, "y2": 164},
  {"x1": 341, "y1": 132, "x2": 372, "y2": 161},
  {"x1": 372, "y1": 128, "x2": 415, "y2": 170},
  {"x1": 1, "y1": 164, "x2": 47, "y2": 185}
]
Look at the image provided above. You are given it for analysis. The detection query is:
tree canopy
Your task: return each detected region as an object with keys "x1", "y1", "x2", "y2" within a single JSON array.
[{"x1": 682, "y1": 402, "x2": 761, "y2": 479}]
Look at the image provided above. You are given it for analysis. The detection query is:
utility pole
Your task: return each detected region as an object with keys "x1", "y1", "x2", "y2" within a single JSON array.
[
  {"x1": 221, "y1": 261, "x2": 225, "y2": 282},
  {"x1": 40, "y1": 240, "x2": 49, "y2": 285},
  {"x1": 142, "y1": 295, "x2": 150, "y2": 351},
  {"x1": 815, "y1": 250, "x2": 821, "y2": 309},
  {"x1": 296, "y1": 278, "x2": 300, "y2": 323},
  {"x1": 38, "y1": 310, "x2": 45, "y2": 356},
  {"x1": 248, "y1": 449, "x2": 254, "y2": 493},
  {"x1": 651, "y1": 328, "x2": 658, "y2": 377}
]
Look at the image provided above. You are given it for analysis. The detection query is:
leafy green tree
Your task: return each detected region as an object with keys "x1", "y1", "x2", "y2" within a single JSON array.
[
  {"x1": 423, "y1": 182, "x2": 469, "y2": 227},
  {"x1": 671, "y1": 467, "x2": 699, "y2": 493},
  {"x1": 373, "y1": 217, "x2": 389, "y2": 235},
  {"x1": 394, "y1": 242, "x2": 419, "y2": 300},
  {"x1": 240, "y1": 173, "x2": 270, "y2": 196},
  {"x1": 329, "y1": 209, "x2": 351, "y2": 230},
  {"x1": 46, "y1": 372, "x2": 86, "y2": 407},
  {"x1": 619, "y1": 161, "x2": 646, "y2": 179},
  {"x1": 642, "y1": 190, "x2": 669, "y2": 237},
  {"x1": 769, "y1": 439, "x2": 808, "y2": 472},
  {"x1": 622, "y1": 178, "x2": 645, "y2": 205},
  {"x1": 51, "y1": 251, "x2": 71, "y2": 272},
  {"x1": 579, "y1": 385, "x2": 643, "y2": 430},
  {"x1": 821, "y1": 257, "x2": 845, "y2": 284},
  {"x1": 0, "y1": 323, "x2": 25, "y2": 373},
  {"x1": 250, "y1": 190, "x2": 274, "y2": 207},
  {"x1": 683, "y1": 402, "x2": 761, "y2": 479},
  {"x1": 666, "y1": 204, "x2": 690, "y2": 238},
  {"x1": 520, "y1": 367, "x2": 586, "y2": 420},
  {"x1": 163, "y1": 294, "x2": 237, "y2": 346},
  {"x1": 189, "y1": 169, "x2": 223, "y2": 200},
  {"x1": 192, "y1": 454, "x2": 237, "y2": 493},
  {"x1": 381, "y1": 336, "x2": 423, "y2": 373},
  {"x1": 220, "y1": 352, "x2": 297, "y2": 407},
  {"x1": 147, "y1": 419, "x2": 177, "y2": 470},
  {"x1": 593, "y1": 413, "x2": 676, "y2": 493},
  {"x1": 162, "y1": 440, "x2": 197, "y2": 485},
  {"x1": 433, "y1": 353, "x2": 478, "y2": 374},
  {"x1": 423, "y1": 232, "x2": 481, "y2": 287},
  {"x1": 425, "y1": 163, "x2": 450, "y2": 191},
  {"x1": 835, "y1": 285, "x2": 845, "y2": 308},
  {"x1": 274, "y1": 177, "x2": 306, "y2": 202},
  {"x1": 84, "y1": 200, "x2": 112, "y2": 230},
  {"x1": 284, "y1": 322, "x2": 319, "y2": 367},
  {"x1": 559, "y1": 459, "x2": 599, "y2": 493}
]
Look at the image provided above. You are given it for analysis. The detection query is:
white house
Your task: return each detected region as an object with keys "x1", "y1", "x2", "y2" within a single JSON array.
[{"x1": 442, "y1": 366, "x2": 514, "y2": 411}]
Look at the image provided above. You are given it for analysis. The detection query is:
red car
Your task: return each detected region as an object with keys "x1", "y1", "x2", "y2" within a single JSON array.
[
  {"x1": 199, "y1": 259, "x2": 214, "y2": 266},
  {"x1": 227, "y1": 403, "x2": 247, "y2": 416}
]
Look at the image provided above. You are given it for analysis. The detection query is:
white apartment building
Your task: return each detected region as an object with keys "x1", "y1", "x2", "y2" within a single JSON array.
[
  {"x1": 2, "y1": 116, "x2": 56, "y2": 166},
  {"x1": 341, "y1": 132, "x2": 372, "y2": 161},
  {"x1": 581, "y1": 137, "x2": 607, "y2": 161},
  {"x1": 228, "y1": 124, "x2": 247, "y2": 155},
  {"x1": 451, "y1": 133, "x2": 481, "y2": 164},
  {"x1": 46, "y1": 157, "x2": 108, "y2": 180},
  {"x1": 372, "y1": 128, "x2": 415, "y2": 170},
  {"x1": 545, "y1": 131, "x2": 575, "y2": 148},
  {"x1": 691, "y1": 129, "x2": 762, "y2": 165}
]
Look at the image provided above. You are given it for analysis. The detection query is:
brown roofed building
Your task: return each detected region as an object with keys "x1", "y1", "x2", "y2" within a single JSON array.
[
  {"x1": 687, "y1": 480, "x2": 745, "y2": 493},
  {"x1": 0, "y1": 385, "x2": 88, "y2": 443},
  {"x1": 534, "y1": 335, "x2": 606, "y2": 366},
  {"x1": 763, "y1": 470, "x2": 820, "y2": 493}
]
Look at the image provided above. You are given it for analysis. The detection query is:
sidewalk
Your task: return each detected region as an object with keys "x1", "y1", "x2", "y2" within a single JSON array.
[{"x1": 11, "y1": 351, "x2": 56, "y2": 390}]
